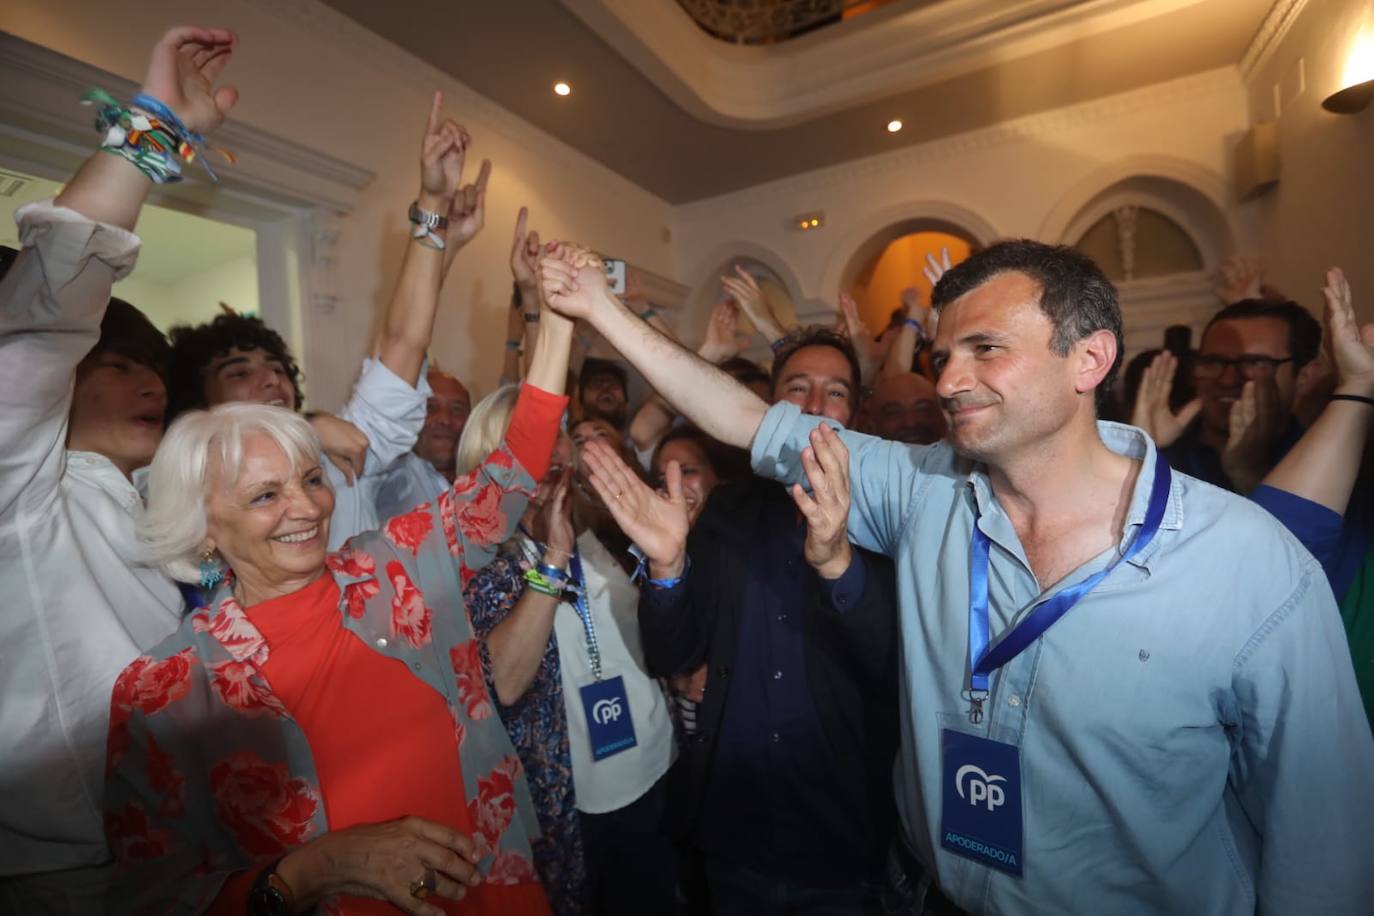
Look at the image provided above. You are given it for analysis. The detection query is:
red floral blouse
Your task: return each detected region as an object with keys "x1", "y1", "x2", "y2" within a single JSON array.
[{"x1": 103, "y1": 385, "x2": 566, "y2": 913}]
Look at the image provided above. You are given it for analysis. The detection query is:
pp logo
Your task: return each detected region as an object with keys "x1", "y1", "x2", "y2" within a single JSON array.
[
  {"x1": 955, "y1": 764, "x2": 1006, "y2": 812},
  {"x1": 592, "y1": 697, "x2": 623, "y2": 725}
]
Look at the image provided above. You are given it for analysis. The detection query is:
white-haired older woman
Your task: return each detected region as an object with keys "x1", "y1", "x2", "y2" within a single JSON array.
[
  {"x1": 462, "y1": 396, "x2": 678, "y2": 916},
  {"x1": 102, "y1": 293, "x2": 573, "y2": 914}
]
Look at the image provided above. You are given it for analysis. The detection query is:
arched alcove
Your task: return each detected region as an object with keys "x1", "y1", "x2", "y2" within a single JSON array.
[
  {"x1": 847, "y1": 228, "x2": 975, "y2": 332},
  {"x1": 1047, "y1": 165, "x2": 1236, "y2": 360},
  {"x1": 819, "y1": 201, "x2": 998, "y2": 330},
  {"x1": 679, "y1": 241, "x2": 804, "y2": 364}
]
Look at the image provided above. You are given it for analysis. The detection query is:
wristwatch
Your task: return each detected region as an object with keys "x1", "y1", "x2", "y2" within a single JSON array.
[
  {"x1": 246, "y1": 858, "x2": 295, "y2": 916},
  {"x1": 408, "y1": 200, "x2": 449, "y2": 231}
]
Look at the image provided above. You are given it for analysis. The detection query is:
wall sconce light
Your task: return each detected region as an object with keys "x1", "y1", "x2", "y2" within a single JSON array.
[
  {"x1": 1323, "y1": 29, "x2": 1374, "y2": 113},
  {"x1": 792, "y1": 211, "x2": 826, "y2": 231}
]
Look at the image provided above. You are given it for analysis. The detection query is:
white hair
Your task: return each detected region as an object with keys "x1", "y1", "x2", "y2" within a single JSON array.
[
  {"x1": 455, "y1": 383, "x2": 521, "y2": 476},
  {"x1": 139, "y1": 403, "x2": 323, "y2": 583}
]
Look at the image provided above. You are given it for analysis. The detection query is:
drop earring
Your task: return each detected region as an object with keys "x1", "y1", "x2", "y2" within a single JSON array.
[{"x1": 198, "y1": 547, "x2": 223, "y2": 591}]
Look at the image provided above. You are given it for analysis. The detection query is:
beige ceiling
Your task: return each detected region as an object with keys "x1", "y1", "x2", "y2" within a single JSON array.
[{"x1": 323, "y1": 0, "x2": 1268, "y2": 203}]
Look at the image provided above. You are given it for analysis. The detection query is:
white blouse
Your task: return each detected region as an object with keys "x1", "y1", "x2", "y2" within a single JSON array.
[{"x1": 553, "y1": 530, "x2": 675, "y2": 814}]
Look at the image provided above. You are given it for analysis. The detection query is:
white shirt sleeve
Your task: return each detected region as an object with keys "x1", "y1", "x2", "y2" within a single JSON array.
[
  {"x1": 336, "y1": 357, "x2": 431, "y2": 477},
  {"x1": 0, "y1": 200, "x2": 141, "y2": 519}
]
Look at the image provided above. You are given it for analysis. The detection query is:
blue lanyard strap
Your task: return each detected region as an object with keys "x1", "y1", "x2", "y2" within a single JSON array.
[
  {"x1": 568, "y1": 547, "x2": 603, "y2": 681},
  {"x1": 968, "y1": 452, "x2": 1171, "y2": 695}
]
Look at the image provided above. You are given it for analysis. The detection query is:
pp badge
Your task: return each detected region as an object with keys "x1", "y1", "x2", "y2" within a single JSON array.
[
  {"x1": 939, "y1": 729, "x2": 1023, "y2": 876},
  {"x1": 580, "y1": 676, "x2": 637, "y2": 761}
]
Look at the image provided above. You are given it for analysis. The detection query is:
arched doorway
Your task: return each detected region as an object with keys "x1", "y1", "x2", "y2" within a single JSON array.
[{"x1": 847, "y1": 228, "x2": 975, "y2": 334}]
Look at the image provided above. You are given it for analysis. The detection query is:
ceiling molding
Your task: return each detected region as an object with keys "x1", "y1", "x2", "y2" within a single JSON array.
[
  {"x1": 1238, "y1": 0, "x2": 1310, "y2": 80},
  {"x1": 675, "y1": 65, "x2": 1243, "y2": 221},
  {"x1": 244, "y1": 0, "x2": 672, "y2": 209},
  {"x1": 563, "y1": 0, "x2": 1226, "y2": 129}
]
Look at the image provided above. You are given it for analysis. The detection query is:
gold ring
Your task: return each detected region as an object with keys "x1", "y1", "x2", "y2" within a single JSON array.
[{"x1": 410, "y1": 866, "x2": 438, "y2": 898}]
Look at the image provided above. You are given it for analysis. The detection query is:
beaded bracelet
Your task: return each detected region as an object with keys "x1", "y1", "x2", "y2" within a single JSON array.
[
  {"x1": 536, "y1": 562, "x2": 568, "y2": 583},
  {"x1": 82, "y1": 89, "x2": 234, "y2": 184},
  {"x1": 522, "y1": 568, "x2": 564, "y2": 597},
  {"x1": 648, "y1": 556, "x2": 692, "y2": 589}
]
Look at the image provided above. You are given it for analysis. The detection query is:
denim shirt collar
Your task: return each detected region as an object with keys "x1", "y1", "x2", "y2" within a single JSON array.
[{"x1": 963, "y1": 421, "x2": 1182, "y2": 574}]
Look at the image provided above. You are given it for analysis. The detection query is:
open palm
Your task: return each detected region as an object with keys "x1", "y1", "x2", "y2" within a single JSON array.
[{"x1": 580, "y1": 440, "x2": 688, "y2": 570}]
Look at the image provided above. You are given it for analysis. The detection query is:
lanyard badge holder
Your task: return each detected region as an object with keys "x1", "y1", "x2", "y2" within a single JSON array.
[
  {"x1": 568, "y1": 547, "x2": 637, "y2": 761},
  {"x1": 941, "y1": 453, "x2": 1172, "y2": 877}
]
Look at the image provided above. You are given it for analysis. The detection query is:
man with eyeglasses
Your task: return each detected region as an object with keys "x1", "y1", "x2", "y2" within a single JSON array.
[{"x1": 1165, "y1": 298, "x2": 1323, "y2": 492}]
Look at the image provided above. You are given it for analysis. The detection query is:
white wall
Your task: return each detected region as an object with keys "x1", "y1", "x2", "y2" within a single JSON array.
[
  {"x1": 1242, "y1": 0, "x2": 1374, "y2": 321},
  {"x1": 669, "y1": 67, "x2": 1257, "y2": 345},
  {"x1": 114, "y1": 256, "x2": 261, "y2": 332},
  {"x1": 0, "y1": 0, "x2": 676, "y2": 409}
]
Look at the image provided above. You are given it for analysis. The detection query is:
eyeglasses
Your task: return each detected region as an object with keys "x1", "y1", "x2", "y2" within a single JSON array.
[{"x1": 1192, "y1": 354, "x2": 1294, "y2": 380}]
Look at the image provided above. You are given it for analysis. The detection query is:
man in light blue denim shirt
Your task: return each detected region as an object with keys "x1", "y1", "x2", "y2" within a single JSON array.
[{"x1": 539, "y1": 238, "x2": 1374, "y2": 915}]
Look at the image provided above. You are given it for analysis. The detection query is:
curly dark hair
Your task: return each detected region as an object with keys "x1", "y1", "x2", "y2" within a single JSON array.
[{"x1": 166, "y1": 313, "x2": 304, "y2": 421}]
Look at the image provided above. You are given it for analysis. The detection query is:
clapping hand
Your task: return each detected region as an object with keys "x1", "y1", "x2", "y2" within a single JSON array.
[
  {"x1": 1223, "y1": 377, "x2": 1284, "y2": 493},
  {"x1": 1215, "y1": 254, "x2": 1263, "y2": 305},
  {"x1": 699, "y1": 299, "x2": 742, "y2": 363},
  {"x1": 792, "y1": 423, "x2": 853, "y2": 579},
  {"x1": 1323, "y1": 268, "x2": 1374, "y2": 396},
  {"x1": 139, "y1": 26, "x2": 239, "y2": 135},
  {"x1": 1130, "y1": 351, "x2": 1202, "y2": 448},
  {"x1": 721, "y1": 265, "x2": 787, "y2": 343},
  {"x1": 837, "y1": 292, "x2": 885, "y2": 385},
  {"x1": 581, "y1": 440, "x2": 689, "y2": 580}
]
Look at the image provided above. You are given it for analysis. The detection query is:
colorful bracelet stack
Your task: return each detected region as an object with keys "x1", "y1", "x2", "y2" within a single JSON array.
[
  {"x1": 523, "y1": 566, "x2": 566, "y2": 598},
  {"x1": 81, "y1": 89, "x2": 233, "y2": 184}
]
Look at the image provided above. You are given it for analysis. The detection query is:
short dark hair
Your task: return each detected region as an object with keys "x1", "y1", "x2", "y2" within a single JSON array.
[
  {"x1": 769, "y1": 325, "x2": 863, "y2": 410},
  {"x1": 651, "y1": 425, "x2": 751, "y2": 484},
  {"x1": 719, "y1": 356, "x2": 770, "y2": 388},
  {"x1": 91, "y1": 298, "x2": 171, "y2": 381},
  {"x1": 578, "y1": 357, "x2": 628, "y2": 395},
  {"x1": 0, "y1": 245, "x2": 17, "y2": 281},
  {"x1": 1203, "y1": 299, "x2": 1321, "y2": 370},
  {"x1": 167, "y1": 313, "x2": 304, "y2": 421},
  {"x1": 931, "y1": 239, "x2": 1123, "y2": 406},
  {"x1": 1, "y1": 250, "x2": 171, "y2": 381}
]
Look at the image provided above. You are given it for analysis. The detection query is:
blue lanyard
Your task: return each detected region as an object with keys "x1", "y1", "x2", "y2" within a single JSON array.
[
  {"x1": 567, "y1": 546, "x2": 603, "y2": 681},
  {"x1": 966, "y1": 453, "x2": 1171, "y2": 719}
]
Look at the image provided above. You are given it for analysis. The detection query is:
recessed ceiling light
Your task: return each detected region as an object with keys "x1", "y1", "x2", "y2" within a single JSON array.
[
  {"x1": 554, "y1": 82, "x2": 572, "y2": 97},
  {"x1": 887, "y1": 119, "x2": 903, "y2": 133}
]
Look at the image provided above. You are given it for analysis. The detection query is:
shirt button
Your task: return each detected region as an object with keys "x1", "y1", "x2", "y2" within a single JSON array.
[
  {"x1": 1007, "y1": 694, "x2": 1022, "y2": 707},
  {"x1": 773, "y1": 670, "x2": 783, "y2": 680},
  {"x1": 770, "y1": 732, "x2": 780, "y2": 743},
  {"x1": 376, "y1": 637, "x2": 388, "y2": 649},
  {"x1": 777, "y1": 613, "x2": 787, "y2": 622}
]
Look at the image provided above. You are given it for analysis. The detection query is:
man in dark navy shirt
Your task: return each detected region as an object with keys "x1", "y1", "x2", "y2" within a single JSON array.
[
  {"x1": 1163, "y1": 299, "x2": 1322, "y2": 492},
  {"x1": 638, "y1": 327, "x2": 900, "y2": 915}
]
